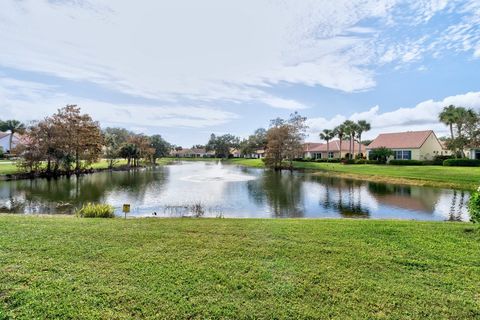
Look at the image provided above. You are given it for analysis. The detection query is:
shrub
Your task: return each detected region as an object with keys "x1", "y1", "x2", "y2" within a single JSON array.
[
  {"x1": 314, "y1": 158, "x2": 341, "y2": 163},
  {"x1": 443, "y1": 159, "x2": 480, "y2": 167},
  {"x1": 366, "y1": 160, "x2": 380, "y2": 164},
  {"x1": 369, "y1": 147, "x2": 393, "y2": 164},
  {"x1": 354, "y1": 159, "x2": 368, "y2": 164},
  {"x1": 76, "y1": 203, "x2": 115, "y2": 218},
  {"x1": 389, "y1": 160, "x2": 424, "y2": 166},
  {"x1": 468, "y1": 188, "x2": 480, "y2": 224},
  {"x1": 433, "y1": 155, "x2": 453, "y2": 165},
  {"x1": 343, "y1": 159, "x2": 356, "y2": 165},
  {"x1": 0, "y1": 147, "x2": 3, "y2": 159}
]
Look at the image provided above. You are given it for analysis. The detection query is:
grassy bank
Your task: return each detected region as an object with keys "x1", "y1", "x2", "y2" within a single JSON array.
[
  {"x1": 0, "y1": 159, "x2": 175, "y2": 176},
  {"x1": 0, "y1": 216, "x2": 478, "y2": 319},
  {"x1": 226, "y1": 159, "x2": 480, "y2": 190}
]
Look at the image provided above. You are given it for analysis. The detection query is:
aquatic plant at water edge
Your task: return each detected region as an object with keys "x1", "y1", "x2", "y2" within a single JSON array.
[
  {"x1": 468, "y1": 187, "x2": 480, "y2": 224},
  {"x1": 76, "y1": 203, "x2": 115, "y2": 218}
]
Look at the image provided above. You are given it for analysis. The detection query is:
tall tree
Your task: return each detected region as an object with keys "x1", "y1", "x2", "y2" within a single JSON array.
[
  {"x1": 319, "y1": 129, "x2": 334, "y2": 161},
  {"x1": 439, "y1": 105, "x2": 479, "y2": 157},
  {"x1": 150, "y1": 135, "x2": 171, "y2": 164},
  {"x1": 0, "y1": 120, "x2": 25, "y2": 152},
  {"x1": 206, "y1": 134, "x2": 240, "y2": 158},
  {"x1": 240, "y1": 128, "x2": 267, "y2": 156},
  {"x1": 439, "y1": 105, "x2": 458, "y2": 140},
  {"x1": 103, "y1": 127, "x2": 135, "y2": 168},
  {"x1": 356, "y1": 120, "x2": 371, "y2": 157},
  {"x1": 265, "y1": 112, "x2": 308, "y2": 170},
  {"x1": 342, "y1": 120, "x2": 356, "y2": 159},
  {"x1": 51, "y1": 105, "x2": 103, "y2": 171},
  {"x1": 333, "y1": 124, "x2": 346, "y2": 159}
]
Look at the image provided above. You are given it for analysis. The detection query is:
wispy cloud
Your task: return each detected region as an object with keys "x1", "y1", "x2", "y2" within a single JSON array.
[{"x1": 0, "y1": 77, "x2": 239, "y2": 129}]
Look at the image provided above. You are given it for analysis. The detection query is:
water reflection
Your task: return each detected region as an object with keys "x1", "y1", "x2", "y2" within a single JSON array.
[
  {"x1": 0, "y1": 161, "x2": 471, "y2": 221},
  {"x1": 247, "y1": 170, "x2": 305, "y2": 217},
  {"x1": 0, "y1": 168, "x2": 168, "y2": 214}
]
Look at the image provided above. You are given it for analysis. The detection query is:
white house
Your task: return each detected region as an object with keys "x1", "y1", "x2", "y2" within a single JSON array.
[
  {"x1": 0, "y1": 132, "x2": 20, "y2": 153},
  {"x1": 468, "y1": 148, "x2": 480, "y2": 160}
]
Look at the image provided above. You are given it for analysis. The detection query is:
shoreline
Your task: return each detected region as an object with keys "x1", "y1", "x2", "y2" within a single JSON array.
[
  {"x1": 0, "y1": 164, "x2": 151, "y2": 181},
  {"x1": 1, "y1": 157, "x2": 477, "y2": 191},
  {"x1": 225, "y1": 158, "x2": 478, "y2": 191},
  {"x1": 306, "y1": 170, "x2": 469, "y2": 190},
  {"x1": 0, "y1": 213, "x2": 471, "y2": 223},
  {"x1": 0, "y1": 213, "x2": 472, "y2": 223}
]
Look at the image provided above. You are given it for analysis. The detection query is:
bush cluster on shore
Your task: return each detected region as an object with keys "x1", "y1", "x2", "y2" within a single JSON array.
[
  {"x1": 468, "y1": 187, "x2": 480, "y2": 224},
  {"x1": 76, "y1": 203, "x2": 115, "y2": 218}
]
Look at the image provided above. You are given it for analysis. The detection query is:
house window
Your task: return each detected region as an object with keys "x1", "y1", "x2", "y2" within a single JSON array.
[
  {"x1": 475, "y1": 150, "x2": 480, "y2": 160},
  {"x1": 394, "y1": 150, "x2": 412, "y2": 160},
  {"x1": 328, "y1": 152, "x2": 334, "y2": 159}
]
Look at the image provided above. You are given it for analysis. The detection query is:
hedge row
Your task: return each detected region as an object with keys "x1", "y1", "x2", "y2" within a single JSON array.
[
  {"x1": 443, "y1": 159, "x2": 480, "y2": 167},
  {"x1": 297, "y1": 157, "x2": 480, "y2": 166},
  {"x1": 389, "y1": 160, "x2": 424, "y2": 166}
]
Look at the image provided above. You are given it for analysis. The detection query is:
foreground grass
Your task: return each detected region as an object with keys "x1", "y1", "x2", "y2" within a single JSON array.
[
  {"x1": 0, "y1": 216, "x2": 478, "y2": 319},
  {"x1": 226, "y1": 159, "x2": 480, "y2": 190}
]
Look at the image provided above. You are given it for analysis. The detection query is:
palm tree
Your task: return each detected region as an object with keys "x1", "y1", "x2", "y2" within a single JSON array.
[
  {"x1": 439, "y1": 105, "x2": 458, "y2": 140},
  {"x1": 334, "y1": 124, "x2": 346, "y2": 159},
  {"x1": 342, "y1": 120, "x2": 356, "y2": 159},
  {"x1": 351, "y1": 122, "x2": 361, "y2": 159},
  {"x1": 356, "y1": 120, "x2": 371, "y2": 157},
  {"x1": 0, "y1": 120, "x2": 25, "y2": 152},
  {"x1": 319, "y1": 129, "x2": 335, "y2": 161}
]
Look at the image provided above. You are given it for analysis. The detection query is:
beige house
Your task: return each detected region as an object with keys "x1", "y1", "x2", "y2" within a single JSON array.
[
  {"x1": 229, "y1": 148, "x2": 242, "y2": 158},
  {"x1": 304, "y1": 140, "x2": 367, "y2": 159},
  {"x1": 245, "y1": 148, "x2": 265, "y2": 159},
  {"x1": 367, "y1": 130, "x2": 448, "y2": 161},
  {"x1": 170, "y1": 148, "x2": 215, "y2": 158}
]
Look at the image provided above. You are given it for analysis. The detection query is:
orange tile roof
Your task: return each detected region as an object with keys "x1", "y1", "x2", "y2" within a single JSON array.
[
  {"x1": 367, "y1": 130, "x2": 433, "y2": 149},
  {"x1": 304, "y1": 140, "x2": 366, "y2": 152}
]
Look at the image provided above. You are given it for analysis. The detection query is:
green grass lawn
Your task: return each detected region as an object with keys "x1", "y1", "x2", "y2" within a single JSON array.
[
  {"x1": 226, "y1": 159, "x2": 480, "y2": 190},
  {"x1": 0, "y1": 216, "x2": 478, "y2": 319}
]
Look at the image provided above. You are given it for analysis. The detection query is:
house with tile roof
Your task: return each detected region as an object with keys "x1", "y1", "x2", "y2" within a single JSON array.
[
  {"x1": 366, "y1": 130, "x2": 448, "y2": 161},
  {"x1": 304, "y1": 140, "x2": 367, "y2": 160}
]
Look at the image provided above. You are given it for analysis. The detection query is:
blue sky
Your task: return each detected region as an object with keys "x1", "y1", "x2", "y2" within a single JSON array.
[{"x1": 1, "y1": 0, "x2": 480, "y2": 146}]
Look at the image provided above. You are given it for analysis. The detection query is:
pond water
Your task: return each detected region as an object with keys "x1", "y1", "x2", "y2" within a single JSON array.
[{"x1": 0, "y1": 161, "x2": 470, "y2": 221}]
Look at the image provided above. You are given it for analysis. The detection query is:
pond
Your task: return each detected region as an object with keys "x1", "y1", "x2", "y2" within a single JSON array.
[{"x1": 0, "y1": 161, "x2": 470, "y2": 221}]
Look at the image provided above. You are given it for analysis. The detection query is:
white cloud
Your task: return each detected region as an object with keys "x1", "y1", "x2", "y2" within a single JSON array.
[
  {"x1": 307, "y1": 91, "x2": 480, "y2": 141},
  {"x1": 0, "y1": 78, "x2": 239, "y2": 129}
]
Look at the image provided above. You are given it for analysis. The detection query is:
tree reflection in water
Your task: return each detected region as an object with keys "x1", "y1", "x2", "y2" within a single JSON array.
[
  {"x1": 0, "y1": 167, "x2": 168, "y2": 214},
  {"x1": 247, "y1": 170, "x2": 305, "y2": 217},
  {"x1": 310, "y1": 176, "x2": 370, "y2": 217}
]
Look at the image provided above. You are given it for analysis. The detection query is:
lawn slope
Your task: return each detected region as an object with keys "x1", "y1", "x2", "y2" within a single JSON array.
[{"x1": 0, "y1": 216, "x2": 479, "y2": 319}]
